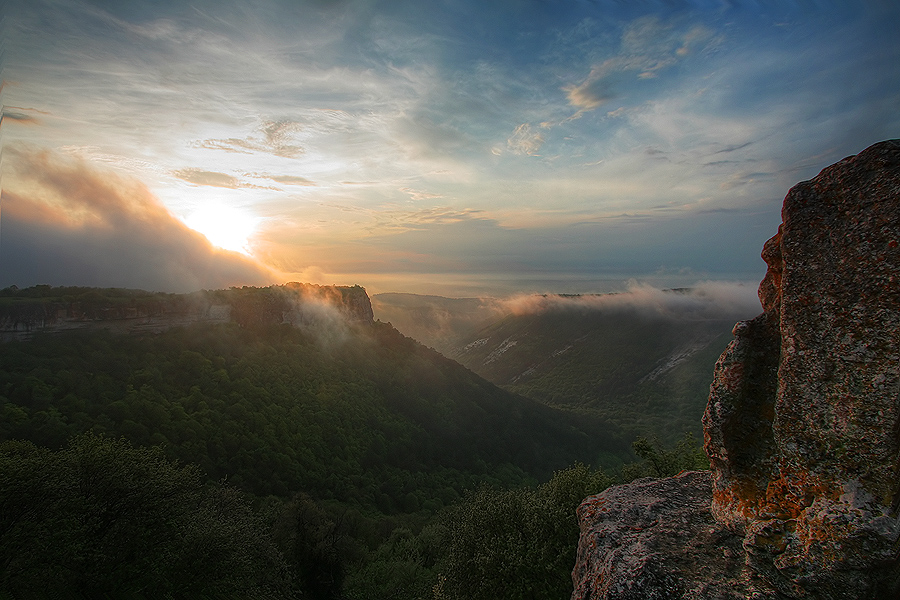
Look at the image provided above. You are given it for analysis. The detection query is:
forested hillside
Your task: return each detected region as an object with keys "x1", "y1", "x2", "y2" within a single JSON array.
[
  {"x1": 454, "y1": 307, "x2": 734, "y2": 442},
  {"x1": 373, "y1": 289, "x2": 756, "y2": 444},
  {"x1": 0, "y1": 284, "x2": 673, "y2": 598},
  {"x1": 0, "y1": 319, "x2": 627, "y2": 501},
  {"x1": 0, "y1": 284, "x2": 711, "y2": 598}
]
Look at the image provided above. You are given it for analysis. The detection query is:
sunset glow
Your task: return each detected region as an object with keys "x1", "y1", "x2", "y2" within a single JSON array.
[
  {"x1": 3, "y1": 1, "x2": 898, "y2": 295},
  {"x1": 184, "y1": 205, "x2": 260, "y2": 256}
]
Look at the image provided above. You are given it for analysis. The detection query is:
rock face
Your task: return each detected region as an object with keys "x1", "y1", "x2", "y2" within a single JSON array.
[
  {"x1": 572, "y1": 140, "x2": 900, "y2": 599},
  {"x1": 0, "y1": 283, "x2": 374, "y2": 340},
  {"x1": 705, "y1": 139, "x2": 900, "y2": 598},
  {"x1": 572, "y1": 471, "x2": 764, "y2": 600}
]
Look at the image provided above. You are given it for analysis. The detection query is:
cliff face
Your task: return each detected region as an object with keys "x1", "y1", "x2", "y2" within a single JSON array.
[
  {"x1": 0, "y1": 283, "x2": 374, "y2": 340},
  {"x1": 572, "y1": 140, "x2": 900, "y2": 600},
  {"x1": 705, "y1": 139, "x2": 900, "y2": 597}
]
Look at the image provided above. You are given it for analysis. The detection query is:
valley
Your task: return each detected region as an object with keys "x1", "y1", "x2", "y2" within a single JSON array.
[
  {"x1": 373, "y1": 287, "x2": 758, "y2": 444},
  {"x1": 1, "y1": 282, "x2": 684, "y2": 599}
]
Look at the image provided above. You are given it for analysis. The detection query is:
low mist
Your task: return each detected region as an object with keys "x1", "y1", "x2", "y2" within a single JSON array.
[
  {"x1": 373, "y1": 281, "x2": 762, "y2": 353},
  {"x1": 500, "y1": 281, "x2": 762, "y2": 321}
]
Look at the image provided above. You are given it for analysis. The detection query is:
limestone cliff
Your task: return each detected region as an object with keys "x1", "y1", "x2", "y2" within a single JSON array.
[
  {"x1": 0, "y1": 282, "x2": 374, "y2": 340},
  {"x1": 572, "y1": 140, "x2": 900, "y2": 599}
]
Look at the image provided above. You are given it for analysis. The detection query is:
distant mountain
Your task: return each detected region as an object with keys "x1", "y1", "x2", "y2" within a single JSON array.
[
  {"x1": 0, "y1": 282, "x2": 372, "y2": 341},
  {"x1": 374, "y1": 288, "x2": 758, "y2": 444}
]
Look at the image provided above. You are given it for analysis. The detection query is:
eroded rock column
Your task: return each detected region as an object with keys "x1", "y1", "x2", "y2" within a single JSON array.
[
  {"x1": 705, "y1": 139, "x2": 900, "y2": 598},
  {"x1": 573, "y1": 140, "x2": 900, "y2": 600}
]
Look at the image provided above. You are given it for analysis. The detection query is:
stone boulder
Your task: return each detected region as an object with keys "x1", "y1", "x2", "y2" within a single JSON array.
[
  {"x1": 571, "y1": 471, "x2": 779, "y2": 600},
  {"x1": 572, "y1": 140, "x2": 900, "y2": 599}
]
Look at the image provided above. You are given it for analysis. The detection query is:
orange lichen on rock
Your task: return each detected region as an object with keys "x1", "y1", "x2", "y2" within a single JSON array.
[
  {"x1": 573, "y1": 140, "x2": 900, "y2": 600},
  {"x1": 705, "y1": 140, "x2": 900, "y2": 599}
]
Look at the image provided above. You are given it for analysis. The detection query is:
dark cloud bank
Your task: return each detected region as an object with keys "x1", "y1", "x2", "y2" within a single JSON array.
[{"x1": 1, "y1": 147, "x2": 275, "y2": 292}]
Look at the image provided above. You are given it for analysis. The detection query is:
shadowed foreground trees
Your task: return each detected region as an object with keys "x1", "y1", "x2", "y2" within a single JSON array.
[
  {"x1": 0, "y1": 433, "x2": 291, "y2": 599},
  {"x1": 0, "y1": 429, "x2": 706, "y2": 600},
  {"x1": 434, "y1": 463, "x2": 611, "y2": 600}
]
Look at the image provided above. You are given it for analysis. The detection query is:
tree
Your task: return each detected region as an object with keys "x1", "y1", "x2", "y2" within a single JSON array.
[
  {"x1": 622, "y1": 431, "x2": 708, "y2": 479},
  {"x1": 271, "y1": 492, "x2": 358, "y2": 599},
  {"x1": 435, "y1": 463, "x2": 610, "y2": 600},
  {"x1": 0, "y1": 433, "x2": 291, "y2": 599}
]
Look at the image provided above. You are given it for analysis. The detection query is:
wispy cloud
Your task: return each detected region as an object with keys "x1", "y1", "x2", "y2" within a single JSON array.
[
  {"x1": 400, "y1": 188, "x2": 443, "y2": 201},
  {"x1": 268, "y1": 175, "x2": 317, "y2": 186},
  {"x1": 173, "y1": 168, "x2": 241, "y2": 188},
  {"x1": 173, "y1": 168, "x2": 274, "y2": 189},
  {"x1": 506, "y1": 123, "x2": 545, "y2": 156},
  {"x1": 394, "y1": 207, "x2": 485, "y2": 226},
  {"x1": 2, "y1": 106, "x2": 48, "y2": 126},
  {"x1": 564, "y1": 60, "x2": 620, "y2": 111},
  {"x1": 194, "y1": 120, "x2": 305, "y2": 158},
  {"x1": 563, "y1": 16, "x2": 717, "y2": 113}
]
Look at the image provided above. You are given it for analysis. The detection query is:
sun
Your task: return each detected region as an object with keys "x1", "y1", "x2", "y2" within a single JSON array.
[{"x1": 184, "y1": 204, "x2": 260, "y2": 255}]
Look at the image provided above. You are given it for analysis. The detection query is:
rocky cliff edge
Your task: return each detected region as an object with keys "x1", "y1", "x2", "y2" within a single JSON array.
[
  {"x1": 0, "y1": 282, "x2": 374, "y2": 340},
  {"x1": 572, "y1": 140, "x2": 900, "y2": 600}
]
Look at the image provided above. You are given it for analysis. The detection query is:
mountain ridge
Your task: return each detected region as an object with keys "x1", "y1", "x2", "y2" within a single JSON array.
[{"x1": 0, "y1": 282, "x2": 373, "y2": 340}]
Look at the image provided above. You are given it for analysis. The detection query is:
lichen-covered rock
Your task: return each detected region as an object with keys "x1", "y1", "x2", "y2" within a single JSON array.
[
  {"x1": 571, "y1": 471, "x2": 783, "y2": 600},
  {"x1": 704, "y1": 139, "x2": 900, "y2": 598},
  {"x1": 703, "y1": 312, "x2": 780, "y2": 533},
  {"x1": 572, "y1": 140, "x2": 900, "y2": 600}
]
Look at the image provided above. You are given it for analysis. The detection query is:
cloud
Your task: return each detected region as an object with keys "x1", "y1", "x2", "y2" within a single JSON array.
[
  {"x1": 499, "y1": 281, "x2": 761, "y2": 321},
  {"x1": 173, "y1": 168, "x2": 241, "y2": 188},
  {"x1": 564, "y1": 60, "x2": 619, "y2": 110},
  {"x1": 0, "y1": 146, "x2": 276, "y2": 292},
  {"x1": 564, "y1": 16, "x2": 715, "y2": 113},
  {"x1": 363, "y1": 206, "x2": 488, "y2": 235},
  {"x1": 400, "y1": 187, "x2": 442, "y2": 201},
  {"x1": 400, "y1": 207, "x2": 484, "y2": 225},
  {"x1": 194, "y1": 120, "x2": 305, "y2": 158},
  {"x1": 269, "y1": 175, "x2": 317, "y2": 186},
  {"x1": 506, "y1": 123, "x2": 545, "y2": 156},
  {"x1": 173, "y1": 168, "x2": 274, "y2": 189},
  {"x1": 2, "y1": 107, "x2": 45, "y2": 126}
]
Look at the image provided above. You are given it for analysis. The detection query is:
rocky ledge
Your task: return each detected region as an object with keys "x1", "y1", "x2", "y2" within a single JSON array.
[
  {"x1": 0, "y1": 282, "x2": 374, "y2": 340},
  {"x1": 572, "y1": 140, "x2": 900, "y2": 599}
]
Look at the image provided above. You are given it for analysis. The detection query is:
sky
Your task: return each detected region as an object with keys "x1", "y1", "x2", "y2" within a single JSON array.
[{"x1": 3, "y1": 0, "x2": 899, "y2": 297}]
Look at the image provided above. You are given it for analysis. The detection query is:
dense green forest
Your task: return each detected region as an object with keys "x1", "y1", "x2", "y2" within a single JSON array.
[
  {"x1": 0, "y1": 320, "x2": 627, "y2": 496},
  {"x1": 0, "y1": 285, "x2": 708, "y2": 598}
]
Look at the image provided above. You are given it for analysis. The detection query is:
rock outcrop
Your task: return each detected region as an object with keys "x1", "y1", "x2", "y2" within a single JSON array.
[
  {"x1": 572, "y1": 471, "x2": 764, "y2": 599},
  {"x1": 572, "y1": 140, "x2": 900, "y2": 599},
  {"x1": 0, "y1": 283, "x2": 374, "y2": 340}
]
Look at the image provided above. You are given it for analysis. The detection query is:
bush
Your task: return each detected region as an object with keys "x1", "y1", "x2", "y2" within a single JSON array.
[{"x1": 435, "y1": 463, "x2": 610, "y2": 600}]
